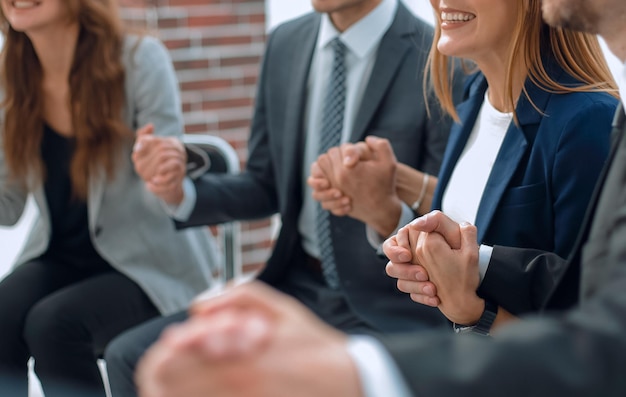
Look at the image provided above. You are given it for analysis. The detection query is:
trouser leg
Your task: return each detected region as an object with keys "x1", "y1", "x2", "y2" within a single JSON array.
[{"x1": 105, "y1": 310, "x2": 189, "y2": 397}]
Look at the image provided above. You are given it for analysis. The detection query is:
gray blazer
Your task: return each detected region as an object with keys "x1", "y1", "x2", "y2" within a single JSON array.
[
  {"x1": 383, "y1": 106, "x2": 626, "y2": 396},
  {"x1": 179, "y1": 3, "x2": 457, "y2": 332},
  {"x1": 0, "y1": 36, "x2": 219, "y2": 315}
]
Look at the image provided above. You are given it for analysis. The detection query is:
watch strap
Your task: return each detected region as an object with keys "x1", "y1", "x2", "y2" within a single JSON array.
[{"x1": 452, "y1": 300, "x2": 498, "y2": 336}]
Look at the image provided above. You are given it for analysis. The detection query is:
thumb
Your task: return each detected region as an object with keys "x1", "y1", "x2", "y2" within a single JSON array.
[
  {"x1": 365, "y1": 136, "x2": 396, "y2": 164},
  {"x1": 459, "y1": 222, "x2": 478, "y2": 251},
  {"x1": 136, "y1": 123, "x2": 154, "y2": 138},
  {"x1": 342, "y1": 141, "x2": 371, "y2": 167},
  {"x1": 133, "y1": 124, "x2": 155, "y2": 153},
  {"x1": 310, "y1": 161, "x2": 325, "y2": 178},
  {"x1": 409, "y1": 210, "x2": 462, "y2": 249}
]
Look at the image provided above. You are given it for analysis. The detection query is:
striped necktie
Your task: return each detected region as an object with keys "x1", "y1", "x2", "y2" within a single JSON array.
[{"x1": 316, "y1": 37, "x2": 347, "y2": 289}]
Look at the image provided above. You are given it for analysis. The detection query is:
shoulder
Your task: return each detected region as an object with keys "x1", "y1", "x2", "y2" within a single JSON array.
[
  {"x1": 121, "y1": 34, "x2": 176, "y2": 90},
  {"x1": 538, "y1": 91, "x2": 617, "y2": 156},
  {"x1": 268, "y1": 12, "x2": 319, "y2": 40},
  {"x1": 545, "y1": 90, "x2": 618, "y2": 122},
  {"x1": 122, "y1": 34, "x2": 172, "y2": 70}
]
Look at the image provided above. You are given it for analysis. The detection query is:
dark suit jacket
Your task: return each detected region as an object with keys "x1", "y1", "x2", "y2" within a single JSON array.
[
  {"x1": 431, "y1": 68, "x2": 617, "y2": 317},
  {"x1": 383, "y1": 107, "x2": 626, "y2": 396},
  {"x1": 433, "y1": 71, "x2": 615, "y2": 260},
  {"x1": 180, "y1": 4, "x2": 456, "y2": 332}
]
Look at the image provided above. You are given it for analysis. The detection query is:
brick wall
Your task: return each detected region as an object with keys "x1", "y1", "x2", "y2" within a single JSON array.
[{"x1": 118, "y1": 0, "x2": 274, "y2": 275}]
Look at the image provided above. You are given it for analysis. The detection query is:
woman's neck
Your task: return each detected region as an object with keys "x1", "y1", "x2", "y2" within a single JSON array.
[
  {"x1": 28, "y1": 23, "x2": 79, "y2": 82},
  {"x1": 476, "y1": 55, "x2": 527, "y2": 113}
]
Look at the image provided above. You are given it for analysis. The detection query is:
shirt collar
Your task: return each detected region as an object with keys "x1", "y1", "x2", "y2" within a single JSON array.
[{"x1": 317, "y1": 0, "x2": 397, "y2": 59}]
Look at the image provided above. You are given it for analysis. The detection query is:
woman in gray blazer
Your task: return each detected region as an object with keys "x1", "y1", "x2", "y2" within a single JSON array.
[{"x1": 0, "y1": 0, "x2": 219, "y2": 395}]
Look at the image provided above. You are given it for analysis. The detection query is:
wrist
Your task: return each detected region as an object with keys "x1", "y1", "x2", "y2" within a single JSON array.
[
  {"x1": 410, "y1": 172, "x2": 430, "y2": 212},
  {"x1": 163, "y1": 185, "x2": 185, "y2": 206},
  {"x1": 467, "y1": 297, "x2": 487, "y2": 325},
  {"x1": 370, "y1": 196, "x2": 403, "y2": 238},
  {"x1": 453, "y1": 299, "x2": 498, "y2": 336}
]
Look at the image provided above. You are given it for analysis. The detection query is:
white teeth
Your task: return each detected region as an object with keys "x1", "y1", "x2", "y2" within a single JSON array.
[
  {"x1": 441, "y1": 11, "x2": 475, "y2": 22},
  {"x1": 13, "y1": 1, "x2": 38, "y2": 9}
]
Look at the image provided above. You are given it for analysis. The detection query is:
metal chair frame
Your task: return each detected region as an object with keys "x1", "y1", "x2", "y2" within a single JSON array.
[{"x1": 183, "y1": 134, "x2": 242, "y2": 281}]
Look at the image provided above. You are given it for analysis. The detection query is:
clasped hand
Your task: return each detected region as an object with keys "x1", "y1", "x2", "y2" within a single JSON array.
[
  {"x1": 383, "y1": 211, "x2": 485, "y2": 326},
  {"x1": 307, "y1": 136, "x2": 403, "y2": 237},
  {"x1": 135, "y1": 282, "x2": 363, "y2": 397},
  {"x1": 132, "y1": 124, "x2": 187, "y2": 205}
]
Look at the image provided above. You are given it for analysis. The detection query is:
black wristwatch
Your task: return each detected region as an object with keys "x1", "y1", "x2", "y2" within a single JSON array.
[{"x1": 453, "y1": 299, "x2": 498, "y2": 336}]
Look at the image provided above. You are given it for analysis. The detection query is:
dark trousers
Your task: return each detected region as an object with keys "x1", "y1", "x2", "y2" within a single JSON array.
[
  {"x1": 105, "y1": 311, "x2": 189, "y2": 397},
  {"x1": 0, "y1": 257, "x2": 159, "y2": 397}
]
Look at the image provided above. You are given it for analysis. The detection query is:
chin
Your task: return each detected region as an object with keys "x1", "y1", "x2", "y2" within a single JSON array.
[{"x1": 541, "y1": 0, "x2": 600, "y2": 33}]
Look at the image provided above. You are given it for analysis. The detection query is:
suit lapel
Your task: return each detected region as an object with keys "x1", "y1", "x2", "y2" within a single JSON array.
[
  {"x1": 473, "y1": 79, "x2": 550, "y2": 243},
  {"x1": 349, "y1": 4, "x2": 413, "y2": 142},
  {"x1": 433, "y1": 77, "x2": 487, "y2": 208},
  {"x1": 282, "y1": 15, "x2": 319, "y2": 217}
]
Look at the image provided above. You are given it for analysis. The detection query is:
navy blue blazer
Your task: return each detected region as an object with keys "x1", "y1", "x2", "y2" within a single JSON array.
[{"x1": 432, "y1": 69, "x2": 617, "y2": 259}]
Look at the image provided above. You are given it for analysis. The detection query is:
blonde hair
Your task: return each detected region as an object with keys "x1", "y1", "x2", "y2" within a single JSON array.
[
  {"x1": 427, "y1": 0, "x2": 618, "y2": 122},
  {"x1": 1, "y1": 0, "x2": 131, "y2": 198}
]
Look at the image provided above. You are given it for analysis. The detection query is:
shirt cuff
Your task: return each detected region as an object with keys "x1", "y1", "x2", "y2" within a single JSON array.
[
  {"x1": 366, "y1": 202, "x2": 414, "y2": 249},
  {"x1": 478, "y1": 244, "x2": 493, "y2": 284},
  {"x1": 161, "y1": 177, "x2": 196, "y2": 221},
  {"x1": 347, "y1": 335, "x2": 413, "y2": 397}
]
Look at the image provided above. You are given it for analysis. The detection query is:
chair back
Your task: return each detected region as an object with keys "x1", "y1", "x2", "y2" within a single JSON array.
[{"x1": 183, "y1": 134, "x2": 241, "y2": 281}]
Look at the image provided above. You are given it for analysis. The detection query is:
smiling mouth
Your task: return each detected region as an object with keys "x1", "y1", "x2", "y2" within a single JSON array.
[{"x1": 441, "y1": 11, "x2": 476, "y2": 23}]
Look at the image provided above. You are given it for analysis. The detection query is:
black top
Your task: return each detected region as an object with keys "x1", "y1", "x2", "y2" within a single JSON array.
[{"x1": 41, "y1": 124, "x2": 111, "y2": 271}]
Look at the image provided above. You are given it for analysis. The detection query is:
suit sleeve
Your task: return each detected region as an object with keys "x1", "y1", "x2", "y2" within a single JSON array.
[
  {"x1": 380, "y1": 264, "x2": 626, "y2": 396},
  {"x1": 479, "y1": 246, "x2": 569, "y2": 314},
  {"x1": 125, "y1": 35, "x2": 188, "y2": 216},
  {"x1": 129, "y1": 36, "x2": 183, "y2": 139},
  {"x1": 176, "y1": 32, "x2": 280, "y2": 228}
]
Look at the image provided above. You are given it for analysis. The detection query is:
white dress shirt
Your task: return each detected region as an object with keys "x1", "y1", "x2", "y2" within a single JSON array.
[
  {"x1": 441, "y1": 92, "x2": 512, "y2": 226},
  {"x1": 298, "y1": 0, "x2": 398, "y2": 259}
]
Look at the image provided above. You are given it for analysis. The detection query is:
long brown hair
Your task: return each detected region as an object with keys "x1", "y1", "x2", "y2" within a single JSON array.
[
  {"x1": 427, "y1": 0, "x2": 619, "y2": 122},
  {"x1": 1, "y1": 0, "x2": 131, "y2": 199}
]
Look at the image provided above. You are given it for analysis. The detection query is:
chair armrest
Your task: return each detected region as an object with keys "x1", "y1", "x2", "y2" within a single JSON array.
[{"x1": 185, "y1": 144, "x2": 211, "y2": 180}]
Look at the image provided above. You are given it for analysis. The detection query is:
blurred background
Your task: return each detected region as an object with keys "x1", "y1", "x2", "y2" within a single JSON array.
[{"x1": 0, "y1": 0, "x2": 621, "y2": 281}]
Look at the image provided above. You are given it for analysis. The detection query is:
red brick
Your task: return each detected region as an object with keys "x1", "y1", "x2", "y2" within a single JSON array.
[{"x1": 119, "y1": 0, "x2": 271, "y2": 274}]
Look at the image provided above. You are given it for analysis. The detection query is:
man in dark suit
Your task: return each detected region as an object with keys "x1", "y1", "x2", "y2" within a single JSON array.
[
  {"x1": 105, "y1": 0, "x2": 455, "y2": 395},
  {"x1": 133, "y1": 0, "x2": 626, "y2": 396}
]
